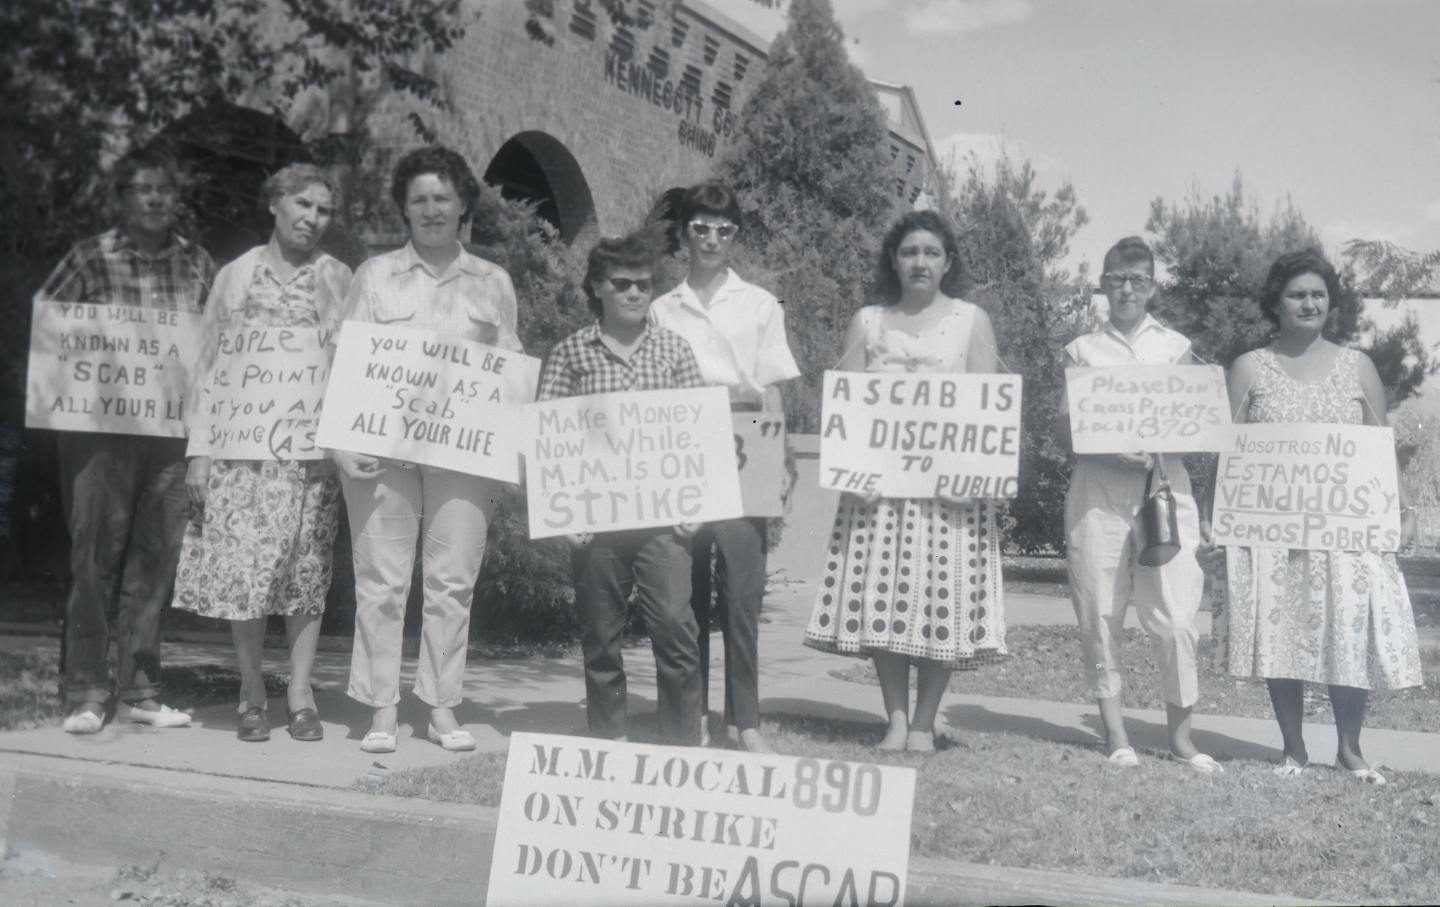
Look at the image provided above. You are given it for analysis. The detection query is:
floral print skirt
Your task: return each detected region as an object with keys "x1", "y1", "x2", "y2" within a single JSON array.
[
  {"x1": 804, "y1": 496, "x2": 1005, "y2": 667},
  {"x1": 174, "y1": 459, "x2": 341, "y2": 621},
  {"x1": 1216, "y1": 547, "x2": 1422, "y2": 690}
]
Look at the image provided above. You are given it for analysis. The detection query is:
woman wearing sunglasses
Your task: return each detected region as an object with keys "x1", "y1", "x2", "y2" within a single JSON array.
[
  {"x1": 535, "y1": 230, "x2": 708, "y2": 745},
  {"x1": 333, "y1": 146, "x2": 524, "y2": 753}
]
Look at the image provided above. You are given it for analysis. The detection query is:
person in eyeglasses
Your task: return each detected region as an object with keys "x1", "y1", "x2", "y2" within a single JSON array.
[
  {"x1": 536, "y1": 230, "x2": 708, "y2": 745},
  {"x1": 649, "y1": 182, "x2": 801, "y2": 753},
  {"x1": 37, "y1": 146, "x2": 216, "y2": 735},
  {"x1": 1057, "y1": 236, "x2": 1218, "y2": 773}
]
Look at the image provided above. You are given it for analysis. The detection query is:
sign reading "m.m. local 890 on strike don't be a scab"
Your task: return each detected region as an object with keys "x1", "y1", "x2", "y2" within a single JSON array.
[{"x1": 486, "y1": 733, "x2": 916, "y2": 907}]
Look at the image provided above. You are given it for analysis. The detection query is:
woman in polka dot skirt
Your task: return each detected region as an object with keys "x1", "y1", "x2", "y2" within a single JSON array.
[{"x1": 804, "y1": 210, "x2": 1006, "y2": 752}]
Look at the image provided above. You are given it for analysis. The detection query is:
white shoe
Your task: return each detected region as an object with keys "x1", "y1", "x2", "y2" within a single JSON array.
[
  {"x1": 360, "y1": 730, "x2": 398, "y2": 753},
  {"x1": 427, "y1": 724, "x2": 476, "y2": 752},
  {"x1": 63, "y1": 709, "x2": 104, "y2": 734},
  {"x1": 117, "y1": 703, "x2": 191, "y2": 728}
]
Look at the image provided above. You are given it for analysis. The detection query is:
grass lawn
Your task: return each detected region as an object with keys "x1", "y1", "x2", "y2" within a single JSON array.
[
  {"x1": 0, "y1": 649, "x2": 284, "y2": 731},
  {"x1": 364, "y1": 713, "x2": 1440, "y2": 905},
  {"x1": 832, "y1": 625, "x2": 1440, "y2": 734}
]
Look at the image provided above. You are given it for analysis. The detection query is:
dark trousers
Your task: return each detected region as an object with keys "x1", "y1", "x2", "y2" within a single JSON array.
[
  {"x1": 573, "y1": 528, "x2": 701, "y2": 744},
  {"x1": 58, "y1": 432, "x2": 188, "y2": 708},
  {"x1": 691, "y1": 517, "x2": 767, "y2": 730}
]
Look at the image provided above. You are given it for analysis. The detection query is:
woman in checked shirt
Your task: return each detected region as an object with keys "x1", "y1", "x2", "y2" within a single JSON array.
[{"x1": 332, "y1": 146, "x2": 524, "y2": 754}]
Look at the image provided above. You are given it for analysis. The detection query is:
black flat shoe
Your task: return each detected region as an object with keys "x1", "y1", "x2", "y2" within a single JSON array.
[
  {"x1": 287, "y1": 707, "x2": 323, "y2": 742},
  {"x1": 237, "y1": 706, "x2": 270, "y2": 742}
]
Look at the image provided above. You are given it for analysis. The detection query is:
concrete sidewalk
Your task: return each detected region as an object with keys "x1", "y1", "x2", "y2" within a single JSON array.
[{"x1": 1, "y1": 582, "x2": 1433, "y2": 788}]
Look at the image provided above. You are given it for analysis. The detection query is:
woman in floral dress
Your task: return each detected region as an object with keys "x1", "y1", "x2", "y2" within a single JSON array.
[
  {"x1": 1201, "y1": 249, "x2": 1422, "y2": 784},
  {"x1": 805, "y1": 210, "x2": 1006, "y2": 752},
  {"x1": 175, "y1": 164, "x2": 351, "y2": 743}
]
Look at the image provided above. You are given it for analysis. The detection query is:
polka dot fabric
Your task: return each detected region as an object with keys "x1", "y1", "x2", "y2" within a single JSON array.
[{"x1": 805, "y1": 496, "x2": 1005, "y2": 666}]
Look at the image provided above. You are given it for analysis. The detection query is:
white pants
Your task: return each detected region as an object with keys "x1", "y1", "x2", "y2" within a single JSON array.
[
  {"x1": 1065, "y1": 458, "x2": 1204, "y2": 707},
  {"x1": 340, "y1": 465, "x2": 501, "y2": 708}
]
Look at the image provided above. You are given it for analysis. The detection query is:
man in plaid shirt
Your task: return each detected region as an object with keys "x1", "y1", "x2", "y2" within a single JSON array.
[
  {"x1": 37, "y1": 146, "x2": 215, "y2": 734},
  {"x1": 536, "y1": 231, "x2": 707, "y2": 745}
]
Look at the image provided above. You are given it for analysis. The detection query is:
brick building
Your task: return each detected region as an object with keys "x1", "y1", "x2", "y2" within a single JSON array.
[{"x1": 324, "y1": 0, "x2": 938, "y2": 244}]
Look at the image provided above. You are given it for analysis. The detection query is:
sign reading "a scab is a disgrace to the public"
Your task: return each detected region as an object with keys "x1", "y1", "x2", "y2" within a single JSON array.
[{"x1": 486, "y1": 733, "x2": 915, "y2": 907}]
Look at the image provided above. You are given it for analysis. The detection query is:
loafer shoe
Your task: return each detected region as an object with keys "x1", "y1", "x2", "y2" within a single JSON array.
[
  {"x1": 360, "y1": 730, "x2": 397, "y2": 753},
  {"x1": 117, "y1": 702, "x2": 192, "y2": 728},
  {"x1": 287, "y1": 707, "x2": 323, "y2": 742},
  {"x1": 237, "y1": 706, "x2": 270, "y2": 742},
  {"x1": 427, "y1": 724, "x2": 477, "y2": 752},
  {"x1": 63, "y1": 708, "x2": 105, "y2": 735}
]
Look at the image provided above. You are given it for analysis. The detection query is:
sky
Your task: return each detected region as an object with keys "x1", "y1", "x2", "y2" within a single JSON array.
[{"x1": 711, "y1": 0, "x2": 1440, "y2": 274}]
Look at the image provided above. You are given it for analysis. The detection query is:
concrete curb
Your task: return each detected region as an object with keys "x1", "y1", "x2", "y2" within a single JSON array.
[{"x1": 0, "y1": 751, "x2": 1336, "y2": 907}]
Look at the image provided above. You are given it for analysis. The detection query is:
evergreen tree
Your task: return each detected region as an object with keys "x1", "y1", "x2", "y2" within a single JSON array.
[{"x1": 716, "y1": 0, "x2": 899, "y2": 431}]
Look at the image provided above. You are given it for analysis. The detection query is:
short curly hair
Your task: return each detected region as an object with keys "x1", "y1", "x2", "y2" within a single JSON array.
[
  {"x1": 1258, "y1": 249, "x2": 1342, "y2": 326},
  {"x1": 582, "y1": 231, "x2": 661, "y2": 320},
  {"x1": 875, "y1": 210, "x2": 965, "y2": 304},
  {"x1": 389, "y1": 145, "x2": 481, "y2": 228},
  {"x1": 262, "y1": 163, "x2": 340, "y2": 210}
]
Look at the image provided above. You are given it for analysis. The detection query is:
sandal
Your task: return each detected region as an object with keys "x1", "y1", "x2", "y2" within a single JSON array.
[
  {"x1": 1349, "y1": 764, "x2": 1387, "y2": 786},
  {"x1": 1273, "y1": 756, "x2": 1309, "y2": 777},
  {"x1": 1174, "y1": 752, "x2": 1224, "y2": 775},
  {"x1": 1107, "y1": 746, "x2": 1139, "y2": 768}
]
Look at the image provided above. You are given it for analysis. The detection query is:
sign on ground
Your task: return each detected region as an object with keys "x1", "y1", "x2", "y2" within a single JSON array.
[{"x1": 487, "y1": 732, "x2": 915, "y2": 907}]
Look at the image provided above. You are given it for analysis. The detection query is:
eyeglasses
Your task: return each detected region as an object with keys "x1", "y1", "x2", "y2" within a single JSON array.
[
  {"x1": 608, "y1": 277, "x2": 653, "y2": 292},
  {"x1": 1102, "y1": 273, "x2": 1153, "y2": 291},
  {"x1": 688, "y1": 221, "x2": 737, "y2": 241},
  {"x1": 125, "y1": 183, "x2": 177, "y2": 198}
]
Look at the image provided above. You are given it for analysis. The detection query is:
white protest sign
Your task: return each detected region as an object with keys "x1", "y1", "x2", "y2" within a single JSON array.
[
  {"x1": 486, "y1": 733, "x2": 915, "y2": 907},
  {"x1": 26, "y1": 300, "x2": 202, "y2": 438},
  {"x1": 733, "y1": 413, "x2": 786, "y2": 518},
  {"x1": 1212, "y1": 423, "x2": 1402, "y2": 552},
  {"x1": 1066, "y1": 364, "x2": 1230, "y2": 453},
  {"x1": 525, "y1": 386, "x2": 743, "y2": 538},
  {"x1": 818, "y1": 371, "x2": 1022, "y2": 499},
  {"x1": 190, "y1": 326, "x2": 330, "y2": 460},
  {"x1": 315, "y1": 322, "x2": 540, "y2": 482}
]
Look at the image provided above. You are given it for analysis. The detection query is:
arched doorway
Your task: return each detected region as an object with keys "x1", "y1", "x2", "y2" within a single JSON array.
[{"x1": 482, "y1": 132, "x2": 595, "y2": 244}]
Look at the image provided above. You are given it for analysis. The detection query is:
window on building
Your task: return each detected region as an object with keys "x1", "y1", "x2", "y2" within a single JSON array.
[
  {"x1": 681, "y1": 64, "x2": 703, "y2": 98},
  {"x1": 733, "y1": 54, "x2": 749, "y2": 81},
  {"x1": 895, "y1": 178, "x2": 906, "y2": 198},
  {"x1": 909, "y1": 186, "x2": 922, "y2": 204},
  {"x1": 570, "y1": 0, "x2": 597, "y2": 40},
  {"x1": 648, "y1": 47, "x2": 670, "y2": 78},
  {"x1": 529, "y1": 0, "x2": 554, "y2": 17},
  {"x1": 671, "y1": 18, "x2": 688, "y2": 47},
  {"x1": 636, "y1": 0, "x2": 656, "y2": 28},
  {"x1": 712, "y1": 80, "x2": 733, "y2": 109},
  {"x1": 611, "y1": 25, "x2": 635, "y2": 60},
  {"x1": 890, "y1": 142, "x2": 899, "y2": 161},
  {"x1": 906, "y1": 153, "x2": 916, "y2": 174},
  {"x1": 703, "y1": 34, "x2": 720, "y2": 65}
]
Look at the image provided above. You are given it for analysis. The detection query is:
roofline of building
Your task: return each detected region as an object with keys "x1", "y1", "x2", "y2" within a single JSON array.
[
  {"x1": 680, "y1": 0, "x2": 771, "y2": 59},
  {"x1": 868, "y1": 79, "x2": 942, "y2": 179}
]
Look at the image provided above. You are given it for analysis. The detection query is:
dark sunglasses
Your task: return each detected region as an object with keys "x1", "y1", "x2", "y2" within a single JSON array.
[{"x1": 608, "y1": 277, "x2": 653, "y2": 292}]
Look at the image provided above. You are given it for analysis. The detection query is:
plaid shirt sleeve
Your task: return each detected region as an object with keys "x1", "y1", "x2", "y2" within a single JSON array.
[
  {"x1": 536, "y1": 338, "x2": 577, "y2": 401},
  {"x1": 36, "y1": 242, "x2": 97, "y2": 302},
  {"x1": 671, "y1": 336, "x2": 708, "y2": 390}
]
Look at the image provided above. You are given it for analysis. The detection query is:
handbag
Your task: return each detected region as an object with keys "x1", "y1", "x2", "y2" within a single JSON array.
[{"x1": 1137, "y1": 456, "x2": 1181, "y2": 567}]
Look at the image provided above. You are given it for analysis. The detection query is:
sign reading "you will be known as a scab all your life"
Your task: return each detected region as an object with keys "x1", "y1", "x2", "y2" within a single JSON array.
[{"x1": 486, "y1": 733, "x2": 916, "y2": 907}]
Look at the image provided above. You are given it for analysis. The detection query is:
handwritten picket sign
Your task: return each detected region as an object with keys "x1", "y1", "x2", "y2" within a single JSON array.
[
  {"x1": 733, "y1": 413, "x2": 786, "y2": 518},
  {"x1": 190, "y1": 327, "x2": 330, "y2": 460},
  {"x1": 26, "y1": 299, "x2": 202, "y2": 437},
  {"x1": 1066, "y1": 364, "x2": 1230, "y2": 454},
  {"x1": 486, "y1": 732, "x2": 915, "y2": 907},
  {"x1": 525, "y1": 386, "x2": 743, "y2": 538},
  {"x1": 1212, "y1": 423, "x2": 1402, "y2": 552},
  {"x1": 315, "y1": 322, "x2": 540, "y2": 482},
  {"x1": 818, "y1": 371, "x2": 1022, "y2": 499}
]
